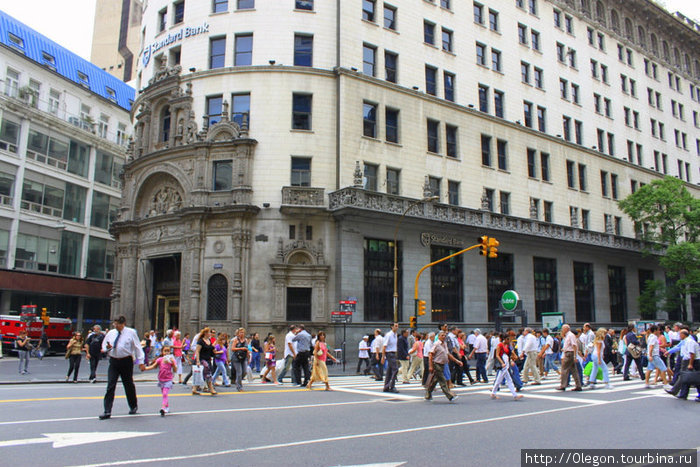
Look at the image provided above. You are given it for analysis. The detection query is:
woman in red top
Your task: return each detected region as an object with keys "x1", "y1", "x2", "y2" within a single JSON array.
[
  {"x1": 490, "y1": 334, "x2": 523, "y2": 401},
  {"x1": 307, "y1": 331, "x2": 338, "y2": 391}
]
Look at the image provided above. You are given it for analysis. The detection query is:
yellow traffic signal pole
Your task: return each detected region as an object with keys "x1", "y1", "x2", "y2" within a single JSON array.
[{"x1": 413, "y1": 243, "x2": 482, "y2": 328}]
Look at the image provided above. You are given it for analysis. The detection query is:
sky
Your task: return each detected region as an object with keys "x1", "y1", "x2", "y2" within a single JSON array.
[{"x1": 0, "y1": 0, "x2": 699, "y2": 61}]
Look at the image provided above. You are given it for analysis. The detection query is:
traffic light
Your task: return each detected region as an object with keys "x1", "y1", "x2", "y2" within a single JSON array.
[
  {"x1": 41, "y1": 308, "x2": 49, "y2": 326},
  {"x1": 478, "y1": 235, "x2": 489, "y2": 256},
  {"x1": 409, "y1": 316, "x2": 416, "y2": 328},
  {"x1": 487, "y1": 237, "x2": 499, "y2": 258},
  {"x1": 417, "y1": 300, "x2": 427, "y2": 316}
]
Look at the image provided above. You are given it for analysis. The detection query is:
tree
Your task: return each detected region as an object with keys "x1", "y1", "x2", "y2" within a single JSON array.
[{"x1": 618, "y1": 177, "x2": 700, "y2": 321}]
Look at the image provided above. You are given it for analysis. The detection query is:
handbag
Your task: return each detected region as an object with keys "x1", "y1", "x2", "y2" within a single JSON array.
[
  {"x1": 680, "y1": 369, "x2": 700, "y2": 386},
  {"x1": 192, "y1": 364, "x2": 204, "y2": 386},
  {"x1": 627, "y1": 343, "x2": 642, "y2": 359}
]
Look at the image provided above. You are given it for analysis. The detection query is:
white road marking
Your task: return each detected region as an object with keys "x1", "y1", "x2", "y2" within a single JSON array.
[
  {"x1": 331, "y1": 463, "x2": 406, "y2": 467},
  {"x1": 0, "y1": 400, "x2": 379, "y2": 426},
  {"x1": 72, "y1": 394, "x2": 659, "y2": 467},
  {"x1": 0, "y1": 431, "x2": 159, "y2": 449},
  {"x1": 331, "y1": 387, "x2": 421, "y2": 400},
  {"x1": 500, "y1": 393, "x2": 604, "y2": 404}
]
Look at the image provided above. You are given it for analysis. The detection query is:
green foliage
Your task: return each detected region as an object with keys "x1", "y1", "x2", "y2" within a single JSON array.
[
  {"x1": 660, "y1": 242, "x2": 700, "y2": 295},
  {"x1": 638, "y1": 279, "x2": 663, "y2": 320}
]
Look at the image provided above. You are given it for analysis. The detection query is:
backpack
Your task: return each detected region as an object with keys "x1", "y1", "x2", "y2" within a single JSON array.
[{"x1": 551, "y1": 337, "x2": 560, "y2": 353}]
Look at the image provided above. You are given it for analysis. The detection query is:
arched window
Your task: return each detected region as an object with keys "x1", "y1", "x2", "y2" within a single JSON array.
[
  {"x1": 160, "y1": 106, "x2": 171, "y2": 143},
  {"x1": 662, "y1": 41, "x2": 670, "y2": 61},
  {"x1": 674, "y1": 48, "x2": 681, "y2": 67},
  {"x1": 637, "y1": 26, "x2": 646, "y2": 48},
  {"x1": 624, "y1": 18, "x2": 634, "y2": 40},
  {"x1": 684, "y1": 54, "x2": 691, "y2": 73},
  {"x1": 650, "y1": 34, "x2": 658, "y2": 56},
  {"x1": 695, "y1": 60, "x2": 700, "y2": 79},
  {"x1": 206, "y1": 274, "x2": 228, "y2": 320},
  {"x1": 580, "y1": 0, "x2": 591, "y2": 16},
  {"x1": 595, "y1": 1, "x2": 606, "y2": 25},
  {"x1": 610, "y1": 9, "x2": 620, "y2": 32}
]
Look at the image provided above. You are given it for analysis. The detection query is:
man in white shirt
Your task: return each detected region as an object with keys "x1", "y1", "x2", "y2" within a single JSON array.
[
  {"x1": 357, "y1": 336, "x2": 371, "y2": 375},
  {"x1": 468, "y1": 329, "x2": 488, "y2": 383},
  {"x1": 371, "y1": 329, "x2": 384, "y2": 380},
  {"x1": 485, "y1": 332, "x2": 500, "y2": 376},
  {"x1": 582, "y1": 323, "x2": 595, "y2": 363},
  {"x1": 277, "y1": 325, "x2": 297, "y2": 384},
  {"x1": 382, "y1": 323, "x2": 399, "y2": 393},
  {"x1": 539, "y1": 328, "x2": 559, "y2": 377},
  {"x1": 520, "y1": 328, "x2": 541, "y2": 384},
  {"x1": 99, "y1": 316, "x2": 145, "y2": 420}
]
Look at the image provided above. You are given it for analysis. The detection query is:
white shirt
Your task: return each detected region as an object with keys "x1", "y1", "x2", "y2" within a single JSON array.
[
  {"x1": 522, "y1": 333, "x2": 538, "y2": 353},
  {"x1": 516, "y1": 335, "x2": 525, "y2": 354},
  {"x1": 582, "y1": 330, "x2": 595, "y2": 353},
  {"x1": 646, "y1": 333, "x2": 659, "y2": 357},
  {"x1": 488, "y1": 336, "x2": 500, "y2": 357},
  {"x1": 467, "y1": 334, "x2": 476, "y2": 346},
  {"x1": 283, "y1": 331, "x2": 296, "y2": 358},
  {"x1": 680, "y1": 336, "x2": 699, "y2": 361},
  {"x1": 473, "y1": 334, "x2": 487, "y2": 353},
  {"x1": 371, "y1": 335, "x2": 383, "y2": 353},
  {"x1": 423, "y1": 338, "x2": 434, "y2": 356},
  {"x1": 101, "y1": 327, "x2": 145, "y2": 362},
  {"x1": 383, "y1": 330, "x2": 398, "y2": 352},
  {"x1": 358, "y1": 340, "x2": 370, "y2": 359},
  {"x1": 668, "y1": 330, "x2": 679, "y2": 342},
  {"x1": 544, "y1": 335, "x2": 554, "y2": 355}
]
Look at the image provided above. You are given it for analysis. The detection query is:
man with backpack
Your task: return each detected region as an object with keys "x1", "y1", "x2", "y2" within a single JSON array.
[{"x1": 540, "y1": 328, "x2": 559, "y2": 378}]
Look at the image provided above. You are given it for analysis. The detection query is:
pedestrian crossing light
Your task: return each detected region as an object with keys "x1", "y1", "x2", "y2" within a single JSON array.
[
  {"x1": 478, "y1": 235, "x2": 489, "y2": 256},
  {"x1": 409, "y1": 316, "x2": 417, "y2": 328},
  {"x1": 487, "y1": 237, "x2": 499, "y2": 258},
  {"x1": 417, "y1": 300, "x2": 427, "y2": 316}
]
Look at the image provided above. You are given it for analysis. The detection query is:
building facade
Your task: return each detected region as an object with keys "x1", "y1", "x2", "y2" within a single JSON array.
[
  {"x1": 91, "y1": 0, "x2": 144, "y2": 82},
  {"x1": 0, "y1": 11, "x2": 135, "y2": 328},
  {"x1": 115, "y1": 0, "x2": 700, "y2": 342}
]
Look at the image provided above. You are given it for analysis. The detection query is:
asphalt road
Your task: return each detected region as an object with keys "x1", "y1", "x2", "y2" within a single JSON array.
[{"x1": 0, "y1": 364, "x2": 698, "y2": 467}]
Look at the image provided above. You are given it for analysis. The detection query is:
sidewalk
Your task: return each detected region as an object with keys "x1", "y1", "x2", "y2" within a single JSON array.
[{"x1": 0, "y1": 355, "x2": 362, "y2": 385}]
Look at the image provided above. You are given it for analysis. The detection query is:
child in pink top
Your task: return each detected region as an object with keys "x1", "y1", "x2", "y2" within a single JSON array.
[{"x1": 145, "y1": 345, "x2": 178, "y2": 416}]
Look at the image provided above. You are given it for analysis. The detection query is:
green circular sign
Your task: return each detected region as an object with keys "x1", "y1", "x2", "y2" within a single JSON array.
[{"x1": 501, "y1": 290, "x2": 520, "y2": 312}]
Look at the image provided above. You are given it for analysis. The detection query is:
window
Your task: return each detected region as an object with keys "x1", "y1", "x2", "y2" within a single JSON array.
[
  {"x1": 287, "y1": 287, "x2": 312, "y2": 322},
  {"x1": 571, "y1": 83, "x2": 579, "y2": 103},
  {"x1": 292, "y1": 93, "x2": 312, "y2": 130},
  {"x1": 385, "y1": 108, "x2": 399, "y2": 143},
  {"x1": 364, "y1": 163, "x2": 378, "y2": 191},
  {"x1": 481, "y1": 134, "x2": 491, "y2": 166},
  {"x1": 600, "y1": 170, "x2": 609, "y2": 197},
  {"x1": 116, "y1": 123, "x2": 128, "y2": 147},
  {"x1": 427, "y1": 119, "x2": 439, "y2": 153},
  {"x1": 537, "y1": 106, "x2": 546, "y2": 132},
  {"x1": 611, "y1": 173, "x2": 618, "y2": 200},
  {"x1": 97, "y1": 114, "x2": 109, "y2": 139},
  {"x1": 528, "y1": 0, "x2": 537, "y2": 15},
  {"x1": 474, "y1": 3, "x2": 484, "y2": 24},
  {"x1": 553, "y1": 9, "x2": 561, "y2": 28},
  {"x1": 567, "y1": 49, "x2": 576, "y2": 68},
  {"x1": 363, "y1": 44, "x2": 376, "y2": 76},
  {"x1": 90, "y1": 191, "x2": 117, "y2": 229},
  {"x1": 293, "y1": 34, "x2": 312, "y2": 67},
  {"x1": 160, "y1": 106, "x2": 171, "y2": 142},
  {"x1": 424, "y1": 21, "x2": 436, "y2": 45},
  {"x1": 607, "y1": 132, "x2": 614, "y2": 156},
  {"x1": 86, "y1": 237, "x2": 115, "y2": 280},
  {"x1": 425, "y1": 65, "x2": 437, "y2": 95},
  {"x1": 446, "y1": 124, "x2": 458, "y2": 158},
  {"x1": 173, "y1": 1, "x2": 185, "y2": 24},
  {"x1": 534, "y1": 68, "x2": 543, "y2": 89},
  {"x1": 540, "y1": 152, "x2": 550, "y2": 181},
  {"x1": 531, "y1": 30, "x2": 540, "y2": 50},
  {"x1": 574, "y1": 262, "x2": 595, "y2": 322},
  {"x1": 362, "y1": 0, "x2": 375, "y2": 21},
  {"x1": 597, "y1": 128, "x2": 605, "y2": 152},
  {"x1": 441, "y1": 28, "x2": 453, "y2": 52},
  {"x1": 489, "y1": 9, "x2": 499, "y2": 31},
  {"x1": 530, "y1": 198, "x2": 540, "y2": 219},
  {"x1": 296, "y1": 0, "x2": 313, "y2": 10},
  {"x1": 479, "y1": 85, "x2": 489, "y2": 112},
  {"x1": 591, "y1": 59, "x2": 599, "y2": 79},
  {"x1": 363, "y1": 102, "x2": 377, "y2": 138},
  {"x1": 560, "y1": 78, "x2": 568, "y2": 99},
  {"x1": 581, "y1": 209, "x2": 589, "y2": 229},
  {"x1": 527, "y1": 148, "x2": 537, "y2": 178},
  {"x1": 207, "y1": 274, "x2": 228, "y2": 321},
  {"x1": 578, "y1": 163, "x2": 587, "y2": 191},
  {"x1": 500, "y1": 191, "x2": 510, "y2": 215},
  {"x1": 566, "y1": 160, "x2": 575, "y2": 188},
  {"x1": 430, "y1": 245, "x2": 463, "y2": 323},
  {"x1": 565, "y1": 15, "x2": 573, "y2": 34},
  {"x1": 441, "y1": 0, "x2": 450, "y2": 8},
  {"x1": 158, "y1": 8, "x2": 167, "y2": 32},
  {"x1": 494, "y1": 90, "x2": 504, "y2": 118},
  {"x1": 562, "y1": 116, "x2": 571, "y2": 141},
  {"x1": 76, "y1": 71, "x2": 89, "y2": 88},
  {"x1": 231, "y1": 93, "x2": 250, "y2": 127},
  {"x1": 601, "y1": 64, "x2": 608, "y2": 83},
  {"x1": 556, "y1": 43, "x2": 565, "y2": 62},
  {"x1": 206, "y1": 95, "x2": 223, "y2": 127},
  {"x1": 497, "y1": 139, "x2": 507, "y2": 170},
  {"x1": 534, "y1": 257, "x2": 557, "y2": 319},
  {"x1": 291, "y1": 157, "x2": 311, "y2": 186},
  {"x1": 614, "y1": 216, "x2": 622, "y2": 235},
  {"x1": 48, "y1": 89, "x2": 60, "y2": 115},
  {"x1": 448, "y1": 181, "x2": 459, "y2": 205},
  {"x1": 444, "y1": 71, "x2": 455, "y2": 101},
  {"x1": 385, "y1": 51, "x2": 397, "y2": 83},
  {"x1": 484, "y1": 189, "x2": 495, "y2": 211},
  {"x1": 237, "y1": 0, "x2": 254, "y2": 8},
  {"x1": 574, "y1": 120, "x2": 583, "y2": 144},
  {"x1": 598, "y1": 33, "x2": 605, "y2": 50},
  {"x1": 544, "y1": 201, "x2": 553, "y2": 222},
  {"x1": 476, "y1": 42, "x2": 486, "y2": 66},
  {"x1": 491, "y1": 49, "x2": 502, "y2": 72},
  {"x1": 487, "y1": 253, "x2": 514, "y2": 321},
  {"x1": 384, "y1": 4, "x2": 396, "y2": 30},
  {"x1": 521, "y1": 61, "x2": 530, "y2": 83},
  {"x1": 608, "y1": 266, "x2": 627, "y2": 322},
  {"x1": 364, "y1": 239, "x2": 400, "y2": 322},
  {"x1": 213, "y1": 160, "x2": 232, "y2": 190},
  {"x1": 213, "y1": 0, "x2": 228, "y2": 12},
  {"x1": 209, "y1": 37, "x2": 226, "y2": 69},
  {"x1": 518, "y1": 24, "x2": 528, "y2": 45},
  {"x1": 523, "y1": 101, "x2": 533, "y2": 127},
  {"x1": 428, "y1": 176, "x2": 441, "y2": 199},
  {"x1": 41, "y1": 51, "x2": 56, "y2": 70},
  {"x1": 386, "y1": 168, "x2": 400, "y2": 195}
]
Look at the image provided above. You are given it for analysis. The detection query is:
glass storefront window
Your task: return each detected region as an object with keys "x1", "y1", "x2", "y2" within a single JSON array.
[
  {"x1": 87, "y1": 236, "x2": 115, "y2": 280},
  {"x1": 63, "y1": 183, "x2": 86, "y2": 223},
  {"x1": 91, "y1": 192, "x2": 117, "y2": 229},
  {"x1": 94, "y1": 151, "x2": 113, "y2": 185},
  {"x1": 67, "y1": 140, "x2": 89, "y2": 177},
  {"x1": 59, "y1": 230, "x2": 82, "y2": 276},
  {"x1": 15, "y1": 233, "x2": 59, "y2": 272}
]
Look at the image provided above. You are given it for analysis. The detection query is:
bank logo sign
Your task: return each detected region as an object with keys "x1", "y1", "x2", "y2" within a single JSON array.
[{"x1": 142, "y1": 22, "x2": 210, "y2": 67}]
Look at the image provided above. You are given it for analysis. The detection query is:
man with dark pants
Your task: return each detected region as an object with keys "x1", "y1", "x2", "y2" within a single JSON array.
[
  {"x1": 425, "y1": 331, "x2": 461, "y2": 401},
  {"x1": 382, "y1": 323, "x2": 399, "y2": 393},
  {"x1": 468, "y1": 329, "x2": 488, "y2": 383},
  {"x1": 665, "y1": 330, "x2": 700, "y2": 401},
  {"x1": 99, "y1": 316, "x2": 145, "y2": 420},
  {"x1": 622, "y1": 324, "x2": 644, "y2": 381},
  {"x1": 85, "y1": 325, "x2": 105, "y2": 383},
  {"x1": 292, "y1": 324, "x2": 312, "y2": 386}
]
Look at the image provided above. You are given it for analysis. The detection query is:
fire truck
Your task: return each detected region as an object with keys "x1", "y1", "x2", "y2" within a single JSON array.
[{"x1": 0, "y1": 305, "x2": 73, "y2": 355}]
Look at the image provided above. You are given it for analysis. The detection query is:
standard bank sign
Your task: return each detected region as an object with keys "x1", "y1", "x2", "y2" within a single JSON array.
[{"x1": 142, "y1": 22, "x2": 209, "y2": 67}]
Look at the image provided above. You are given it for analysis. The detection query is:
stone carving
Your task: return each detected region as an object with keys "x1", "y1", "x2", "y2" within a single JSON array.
[
  {"x1": 281, "y1": 187, "x2": 325, "y2": 206},
  {"x1": 149, "y1": 186, "x2": 183, "y2": 216},
  {"x1": 276, "y1": 238, "x2": 326, "y2": 265},
  {"x1": 529, "y1": 200, "x2": 539, "y2": 219},
  {"x1": 353, "y1": 161, "x2": 363, "y2": 188},
  {"x1": 480, "y1": 191, "x2": 490, "y2": 211},
  {"x1": 141, "y1": 225, "x2": 185, "y2": 241},
  {"x1": 213, "y1": 240, "x2": 225, "y2": 254},
  {"x1": 148, "y1": 63, "x2": 182, "y2": 86}
]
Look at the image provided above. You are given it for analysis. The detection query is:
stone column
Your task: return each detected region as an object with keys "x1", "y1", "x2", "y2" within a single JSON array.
[
  {"x1": 231, "y1": 229, "x2": 244, "y2": 326},
  {"x1": 185, "y1": 235, "x2": 202, "y2": 329},
  {"x1": 117, "y1": 244, "x2": 139, "y2": 328}
]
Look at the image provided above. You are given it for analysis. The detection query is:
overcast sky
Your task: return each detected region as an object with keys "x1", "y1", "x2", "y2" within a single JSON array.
[{"x1": 1, "y1": 0, "x2": 699, "y2": 61}]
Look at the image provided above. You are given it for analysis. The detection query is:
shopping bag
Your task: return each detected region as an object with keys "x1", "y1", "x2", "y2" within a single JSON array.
[
  {"x1": 583, "y1": 362, "x2": 604, "y2": 380},
  {"x1": 192, "y1": 364, "x2": 204, "y2": 386}
]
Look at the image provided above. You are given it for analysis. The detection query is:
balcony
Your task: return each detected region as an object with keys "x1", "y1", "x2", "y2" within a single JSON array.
[{"x1": 280, "y1": 186, "x2": 325, "y2": 213}]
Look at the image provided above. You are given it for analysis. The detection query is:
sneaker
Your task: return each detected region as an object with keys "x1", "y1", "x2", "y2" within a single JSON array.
[
  {"x1": 164, "y1": 407, "x2": 170, "y2": 413},
  {"x1": 449, "y1": 395, "x2": 459, "y2": 402}
]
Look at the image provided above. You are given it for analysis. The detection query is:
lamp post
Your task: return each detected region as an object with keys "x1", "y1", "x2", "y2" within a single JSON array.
[{"x1": 393, "y1": 193, "x2": 438, "y2": 323}]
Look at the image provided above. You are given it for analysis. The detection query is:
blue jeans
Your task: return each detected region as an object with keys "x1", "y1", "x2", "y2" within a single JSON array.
[
  {"x1": 475, "y1": 353, "x2": 488, "y2": 382},
  {"x1": 588, "y1": 355, "x2": 609, "y2": 384},
  {"x1": 212, "y1": 360, "x2": 230, "y2": 386},
  {"x1": 251, "y1": 352, "x2": 261, "y2": 372},
  {"x1": 510, "y1": 363, "x2": 523, "y2": 388},
  {"x1": 17, "y1": 350, "x2": 29, "y2": 373},
  {"x1": 277, "y1": 355, "x2": 296, "y2": 383},
  {"x1": 567, "y1": 360, "x2": 584, "y2": 386},
  {"x1": 545, "y1": 354, "x2": 559, "y2": 373}
]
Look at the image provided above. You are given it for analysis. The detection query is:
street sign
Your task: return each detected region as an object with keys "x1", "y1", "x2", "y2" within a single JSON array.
[
  {"x1": 339, "y1": 300, "x2": 357, "y2": 313},
  {"x1": 500, "y1": 290, "x2": 520, "y2": 312},
  {"x1": 331, "y1": 311, "x2": 352, "y2": 323}
]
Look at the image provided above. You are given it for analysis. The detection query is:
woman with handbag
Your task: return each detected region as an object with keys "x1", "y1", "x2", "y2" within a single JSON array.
[
  {"x1": 16, "y1": 330, "x2": 31, "y2": 374},
  {"x1": 65, "y1": 332, "x2": 84, "y2": 382},
  {"x1": 193, "y1": 327, "x2": 216, "y2": 395},
  {"x1": 307, "y1": 331, "x2": 338, "y2": 391},
  {"x1": 230, "y1": 328, "x2": 249, "y2": 392},
  {"x1": 490, "y1": 334, "x2": 523, "y2": 400},
  {"x1": 260, "y1": 335, "x2": 278, "y2": 384}
]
